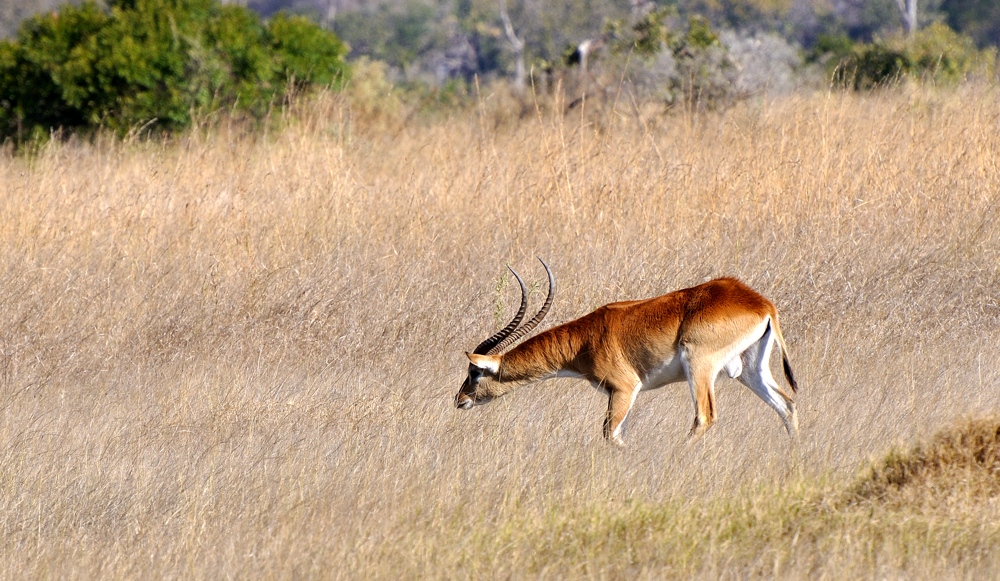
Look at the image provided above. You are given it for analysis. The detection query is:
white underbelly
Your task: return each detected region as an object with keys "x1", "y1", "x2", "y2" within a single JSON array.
[{"x1": 641, "y1": 355, "x2": 686, "y2": 390}]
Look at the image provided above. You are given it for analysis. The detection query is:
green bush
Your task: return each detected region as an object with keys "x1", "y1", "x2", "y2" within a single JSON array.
[
  {"x1": 851, "y1": 43, "x2": 912, "y2": 89},
  {"x1": 812, "y1": 23, "x2": 996, "y2": 90},
  {"x1": 905, "y1": 22, "x2": 996, "y2": 83},
  {"x1": 269, "y1": 14, "x2": 349, "y2": 88},
  {"x1": 0, "y1": 0, "x2": 348, "y2": 144}
]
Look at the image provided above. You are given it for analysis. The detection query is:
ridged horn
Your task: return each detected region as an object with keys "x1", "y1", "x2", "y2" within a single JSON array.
[
  {"x1": 487, "y1": 258, "x2": 555, "y2": 355},
  {"x1": 472, "y1": 266, "x2": 529, "y2": 355}
]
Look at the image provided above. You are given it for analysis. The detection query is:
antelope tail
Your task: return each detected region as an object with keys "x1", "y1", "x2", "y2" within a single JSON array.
[{"x1": 771, "y1": 316, "x2": 798, "y2": 394}]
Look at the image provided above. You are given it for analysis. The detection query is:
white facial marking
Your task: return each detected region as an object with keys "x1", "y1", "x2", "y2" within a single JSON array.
[{"x1": 473, "y1": 357, "x2": 500, "y2": 374}]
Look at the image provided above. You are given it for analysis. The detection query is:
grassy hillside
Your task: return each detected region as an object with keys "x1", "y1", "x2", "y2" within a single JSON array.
[{"x1": 1, "y1": 85, "x2": 999, "y2": 578}]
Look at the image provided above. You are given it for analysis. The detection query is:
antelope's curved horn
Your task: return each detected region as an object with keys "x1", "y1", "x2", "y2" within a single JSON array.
[
  {"x1": 488, "y1": 258, "x2": 555, "y2": 355},
  {"x1": 472, "y1": 266, "x2": 529, "y2": 355}
]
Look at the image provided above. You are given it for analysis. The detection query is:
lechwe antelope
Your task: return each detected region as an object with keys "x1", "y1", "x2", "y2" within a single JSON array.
[{"x1": 455, "y1": 259, "x2": 799, "y2": 445}]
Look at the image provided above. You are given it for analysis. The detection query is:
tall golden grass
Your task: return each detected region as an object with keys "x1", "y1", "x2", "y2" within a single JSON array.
[{"x1": 1, "y1": 84, "x2": 999, "y2": 578}]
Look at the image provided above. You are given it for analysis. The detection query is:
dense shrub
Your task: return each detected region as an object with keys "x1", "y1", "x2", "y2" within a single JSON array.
[
  {"x1": 850, "y1": 44, "x2": 912, "y2": 89},
  {"x1": 906, "y1": 22, "x2": 997, "y2": 82},
  {"x1": 551, "y1": 11, "x2": 804, "y2": 110},
  {"x1": 603, "y1": 10, "x2": 740, "y2": 108},
  {"x1": 812, "y1": 23, "x2": 996, "y2": 90},
  {"x1": 0, "y1": 0, "x2": 348, "y2": 143}
]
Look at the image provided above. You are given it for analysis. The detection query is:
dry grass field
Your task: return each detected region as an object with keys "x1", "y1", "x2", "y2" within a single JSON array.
[{"x1": 1, "y1": 84, "x2": 1000, "y2": 578}]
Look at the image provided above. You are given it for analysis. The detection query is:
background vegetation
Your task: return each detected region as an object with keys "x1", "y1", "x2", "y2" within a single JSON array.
[
  {"x1": 0, "y1": 0, "x2": 347, "y2": 143},
  {"x1": 812, "y1": 21, "x2": 996, "y2": 89},
  {"x1": 2, "y1": 0, "x2": 997, "y2": 146},
  {"x1": 319, "y1": 0, "x2": 1000, "y2": 100},
  {"x1": 1, "y1": 84, "x2": 999, "y2": 577}
]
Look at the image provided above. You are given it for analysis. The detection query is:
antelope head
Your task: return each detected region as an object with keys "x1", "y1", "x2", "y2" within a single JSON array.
[{"x1": 455, "y1": 258, "x2": 555, "y2": 409}]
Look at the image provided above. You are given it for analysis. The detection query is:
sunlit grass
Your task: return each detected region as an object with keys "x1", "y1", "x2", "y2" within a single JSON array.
[{"x1": 1, "y1": 83, "x2": 999, "y2": 578}]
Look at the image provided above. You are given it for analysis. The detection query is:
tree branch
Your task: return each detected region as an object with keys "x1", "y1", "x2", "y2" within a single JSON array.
[
  {"x1": 498, "y1": 0, "x2": 524, "y2": 51},
  {"x1": 498, "y1": 0, "x2": 526, "y2": 92}
]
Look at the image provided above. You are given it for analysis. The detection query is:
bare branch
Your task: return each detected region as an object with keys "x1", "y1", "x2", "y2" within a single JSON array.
[
  {"x1": 498, "y1": 0, "x2": 526, "y2": 92},
  {"x1": 893, "y1": 0, "x2": 918, "y2": 36},
  {"x1": 498, "y1": 0, "x2": 524, "y2": 51}
]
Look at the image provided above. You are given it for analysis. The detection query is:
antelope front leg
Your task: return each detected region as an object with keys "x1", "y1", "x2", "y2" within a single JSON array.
[{"x1": 602, "y1": 380, "x2": 641, "y2": 447}]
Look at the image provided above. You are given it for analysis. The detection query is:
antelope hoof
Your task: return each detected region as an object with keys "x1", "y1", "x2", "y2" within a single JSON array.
[
  {"x1": 784, "y1": 406, "x2": 799, "y2": 437},
  {"x1": 688, "y1": 417, "x2": 711, "y2": 440}
]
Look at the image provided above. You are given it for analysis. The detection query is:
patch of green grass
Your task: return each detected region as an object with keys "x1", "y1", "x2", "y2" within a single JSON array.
[{"x1": 462, "y1": 421, "x2": 1000, "y2": 577}]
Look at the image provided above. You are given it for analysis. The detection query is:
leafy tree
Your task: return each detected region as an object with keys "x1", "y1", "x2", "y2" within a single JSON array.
[
  {"x1": 0, "y1": 2, "x2": 108, "y2": 139},
  {"x1": 270, "y1": 13, "x2": 350, "y2": 86},
  {"x1": 0, "y1": 0, "x2": 348, "y2": 144}
]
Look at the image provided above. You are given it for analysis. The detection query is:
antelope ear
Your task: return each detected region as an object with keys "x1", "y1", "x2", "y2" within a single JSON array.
[{"x1": 466, "y1": 353, "x2": 500, "y2": 374}]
